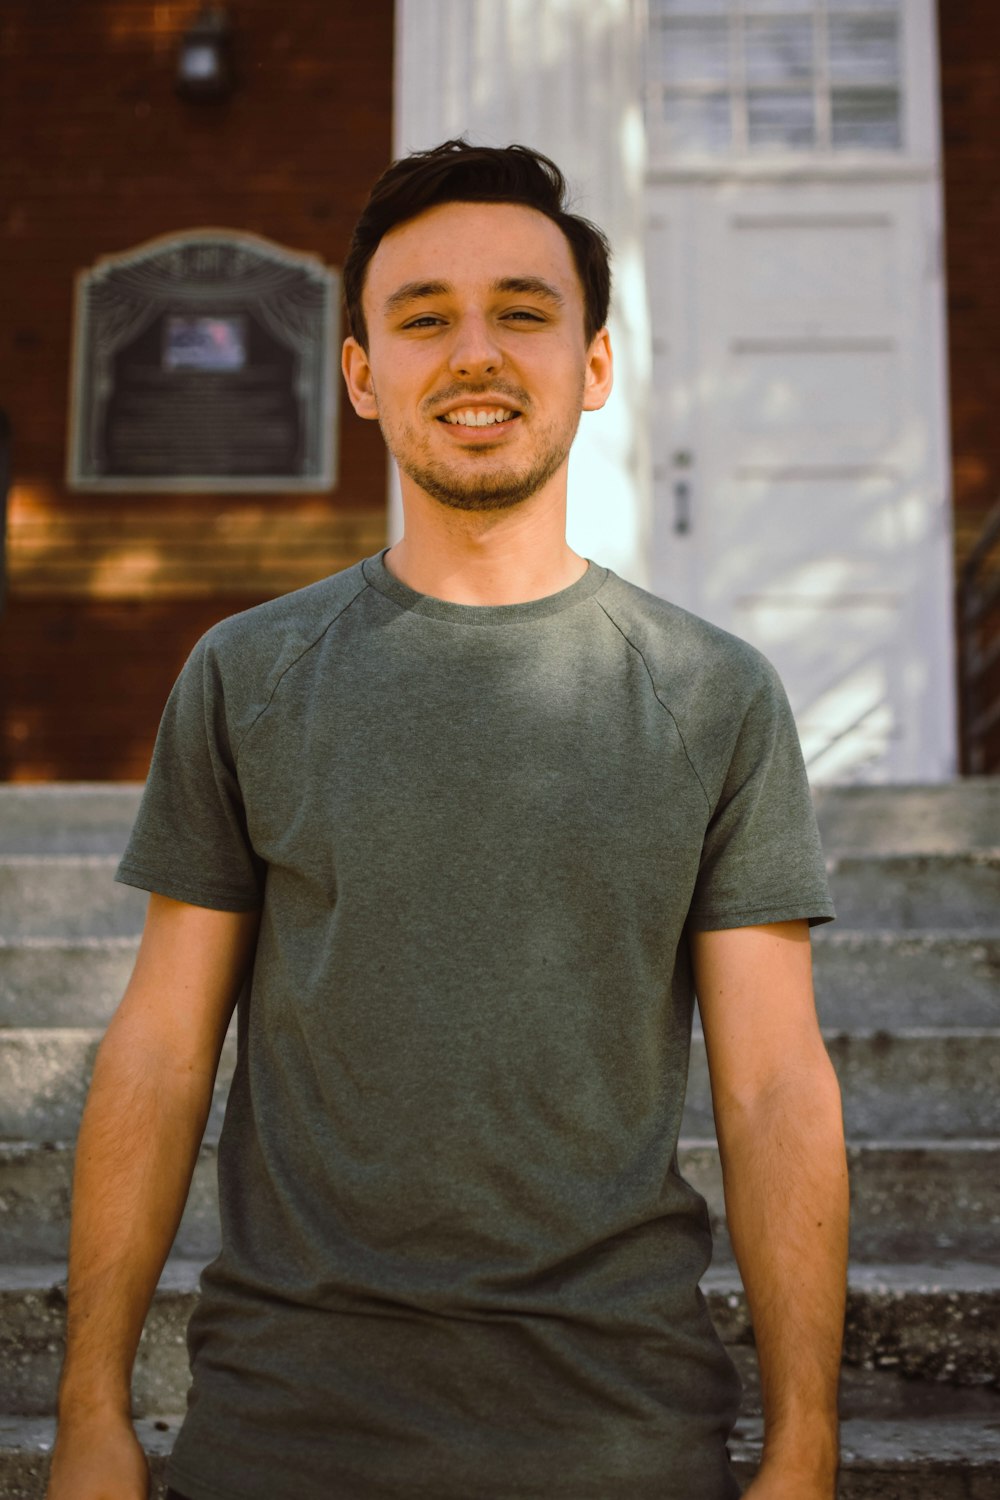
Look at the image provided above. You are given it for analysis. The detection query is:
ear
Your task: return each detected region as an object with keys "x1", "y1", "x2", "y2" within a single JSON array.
[
  {"x1": 582, "y1": 327, "x2": 614, "y2": 413},
  {"x1": 341, "y1": 337, "x2": 380, "y2": 420}
]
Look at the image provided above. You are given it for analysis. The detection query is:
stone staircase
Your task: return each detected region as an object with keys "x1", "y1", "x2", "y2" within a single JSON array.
[{"x1": 1, "y1": 781, "x2": 999, "y2": 1497}]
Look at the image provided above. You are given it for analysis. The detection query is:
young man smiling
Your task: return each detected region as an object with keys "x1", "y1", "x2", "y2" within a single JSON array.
[{"x1": 48, "y1": 141, "x2": 848, "y2": 1500}]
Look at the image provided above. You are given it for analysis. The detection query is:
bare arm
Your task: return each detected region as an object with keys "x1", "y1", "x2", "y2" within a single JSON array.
[
  {"x1": 691, "y1": 921, "x2": 849, "y2": 1500},
  {"x1": 47, "y1": 892, "x2": 259, "y2": 1499}
]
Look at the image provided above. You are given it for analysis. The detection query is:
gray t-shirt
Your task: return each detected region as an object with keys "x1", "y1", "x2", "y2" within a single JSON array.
[{"x1": 117, "y1": 551, "x2": 834, "y2": 1500}]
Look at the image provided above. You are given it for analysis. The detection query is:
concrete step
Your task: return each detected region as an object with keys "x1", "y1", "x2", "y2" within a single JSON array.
[
  {"x1": 685, "y1": 1138, "x2": 1000, "y2": 1265},
  {"x1": 822, "y1": 1030, "x2": 1000, "y2": 1139},
  {"x1": 813, "y1": 779, "x2": 1000, "y2": 856},
  {"x1": 0, "y1": 938, "x2": 138, "y2": 1028},
  {"x1": 2, "y1": 929, "x2": 996, "y2": 1033},
  {"x1": 5, "y1": 1025, "x2": 998, "y2": 1145},
  {"x1": 0, "y1": 1029, "x2": 235, "y2": 1143},
  {"x1": 2, "y1": 785, "x2": 995, "y2": 1497},
  {"x1": 727, "y1": 1343, "x2": 1000, "y2": 1423},
  {"x1": 0, "y1": 1140, "x2": 221, "y2": 1264},
  {"x1": 734, "y1": 1416, "x2": 1000, "y2": 1498},
  {"x1": 684, "y1": 1028, "x2": 1000, "y2": 1140},
  {"x1": 826, "y1": 852, "x2": 1000, "y2": 931},
  {"x1": 704, "y1": 1261, "x2": 1000, "y2": 1388},
  {"x1": 3, "y1": 780, "x2": 998, "y2": 859},
  {"x1": 4, "y1": 847, "x2": 999, "y2": 942},
  {"x1": 1, "y1": 1137, "x2": 996, "y2": 1267},
  {"x1": 3, "y1": 1399, "x2": 1000, "y2": 1500},
  {"x1": 811, "y1": 929, "x2": 1000, "y2": 1029},
  {"x1": 0, "y1": 858, "x2": 146, "y2": 939},
  {"x1": 4, "y1": 929, "x2": 997, "y2": 1031},
  {"x1": 1, "y1": 1259, "x2": 996, "y2": 1420},
  {"x1": 0, "y1": 785, "x2": 142, "y2": 856}
]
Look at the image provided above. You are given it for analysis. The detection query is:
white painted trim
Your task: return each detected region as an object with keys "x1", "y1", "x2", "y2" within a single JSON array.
[
  {"x1": 647, "y1": 158, "x2": 940, "y2": 185},
  {"x1": 902, "y1": 0, "x2": 957, "y2": 776},
  {"x1": 902, "y1": 0, "x2": 943, "y2": 162},
  {"x1": 388, "y1": 1, "x2": 410, "y2": 547},
  {"x1": 915, "y1": 177, "x2": 959, "y2": 778},
  {"x1": 391, "y1": 0, "x2": 654, "y2": 586},
  {"x1": 387, "y1": 453, "x2": 403, "y2": 546}
]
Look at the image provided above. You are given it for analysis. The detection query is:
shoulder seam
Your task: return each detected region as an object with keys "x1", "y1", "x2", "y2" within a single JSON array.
[
  {"x1": 594, "y1": 597, "x2": 712, "y2": 817},
  {"x1": 233, "y1": 577, "x2": 371, "y2": 766}
]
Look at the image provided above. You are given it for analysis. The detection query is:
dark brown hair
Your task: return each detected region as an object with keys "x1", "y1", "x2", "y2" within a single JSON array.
[{"x1": 342, "y1": 139, "x2": 612, "y2": 350}]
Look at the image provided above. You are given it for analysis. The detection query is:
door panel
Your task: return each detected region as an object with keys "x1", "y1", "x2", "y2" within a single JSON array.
[{"x1": 648, "y1": 178, "x2": 954, "y2": 782}]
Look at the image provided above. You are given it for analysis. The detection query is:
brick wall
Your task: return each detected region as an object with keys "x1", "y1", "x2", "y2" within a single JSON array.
[
  {"x1": 938, "y1": 0, "x2": 1000, "y2": 769},
  {"x1": 938, "y1": 0, "x2": 1000, "y2": 566},
  {"x1": 0, "y1": 0, "x2": 393, "y2": 778}
]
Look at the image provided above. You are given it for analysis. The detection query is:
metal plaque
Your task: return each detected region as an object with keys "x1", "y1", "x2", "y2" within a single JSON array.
[{"x1": 67, "y1": 230, "x2": 339, "y2": 491}]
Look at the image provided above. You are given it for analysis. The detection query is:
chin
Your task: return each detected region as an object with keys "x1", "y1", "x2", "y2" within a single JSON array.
[{"x1": 405, "y1": 456, "x2": 568, "y2": 513}]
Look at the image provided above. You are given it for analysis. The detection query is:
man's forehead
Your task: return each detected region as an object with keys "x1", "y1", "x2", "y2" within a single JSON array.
[{"x1": 365, "y1": 201, "x2": 582, "y2": 306}]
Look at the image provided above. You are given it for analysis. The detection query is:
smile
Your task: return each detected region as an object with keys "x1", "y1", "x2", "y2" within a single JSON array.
[{"x1": 439, "y1": 407, "x2": 518, "y2": 428}]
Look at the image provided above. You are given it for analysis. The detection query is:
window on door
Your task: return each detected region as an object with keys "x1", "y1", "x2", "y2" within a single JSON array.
[{"x1": 646, "y1": 1, "x2": 903, "y2": 157}]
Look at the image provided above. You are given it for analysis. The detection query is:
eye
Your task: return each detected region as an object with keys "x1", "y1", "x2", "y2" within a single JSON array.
[
  {"x1": 502, "y1": 309, "x2": 545, "y2": 323},
  {"x1": 402, "y1": 314, "x2": 445, "y2": 330}
]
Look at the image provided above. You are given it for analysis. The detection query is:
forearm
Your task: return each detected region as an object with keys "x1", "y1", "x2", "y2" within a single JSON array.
[
  {"x1": 718, "y1": 1058, "x2": 849, "y2": 1481},
  {"x1": 57, "y1": 1011, "x2": 216, "y2": 1420}
]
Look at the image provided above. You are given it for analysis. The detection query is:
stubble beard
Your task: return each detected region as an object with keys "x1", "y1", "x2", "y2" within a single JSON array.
[
  {"x1": 393, "y1": 440, "x2": 573, "y2": 513},
  {"x1": 377, "y1": 384, "x2": 584, "y2": 514}
]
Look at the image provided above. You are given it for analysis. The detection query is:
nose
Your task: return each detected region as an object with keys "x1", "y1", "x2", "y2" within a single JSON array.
[{"x1": 448, "y1": 313, "x2": 502, "y2": 378}]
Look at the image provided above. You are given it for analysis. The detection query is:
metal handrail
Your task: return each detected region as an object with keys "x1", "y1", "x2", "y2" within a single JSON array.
[{"x1": 958, "y1": 495, "x2": 1000, "y2": 774}]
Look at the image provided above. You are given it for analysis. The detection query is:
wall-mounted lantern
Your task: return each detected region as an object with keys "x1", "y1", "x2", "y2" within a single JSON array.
[{"x1": 176, "y1": 7, "x2": 234, "y2": 103}]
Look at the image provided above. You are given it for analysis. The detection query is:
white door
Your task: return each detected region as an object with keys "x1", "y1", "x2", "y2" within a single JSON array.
[{"x1": 645, "y1": 0, "x2": 956, "y2": 783}]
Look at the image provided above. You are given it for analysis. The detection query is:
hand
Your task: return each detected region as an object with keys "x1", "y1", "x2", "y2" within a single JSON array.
[{"x1": 46, "y1": 1411, "x2": 149, "y2": 1500}]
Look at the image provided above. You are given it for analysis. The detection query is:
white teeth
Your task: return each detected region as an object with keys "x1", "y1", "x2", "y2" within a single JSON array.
[{"x1": 443, "y1": 408, "x2": 513, "y2": 426}]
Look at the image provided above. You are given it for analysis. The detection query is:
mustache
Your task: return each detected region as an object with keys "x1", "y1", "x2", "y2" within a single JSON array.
[{"x1": 425, "y1": 382, "x2": 530, "y2": 415}]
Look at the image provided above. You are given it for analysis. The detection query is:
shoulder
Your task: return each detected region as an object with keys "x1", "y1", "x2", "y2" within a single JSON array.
[
  {"x1": 178, "y1": 559, "x2": 372, "y2": 746},
  {"x1": 594, "y1": 571, "x2": 779, "y2": 708},
  {"x1": 202, "y1": 559, "x2": 370, "y2": 664},
  {"x1": 594, "y1": 571, "x2": 798, "y2": 810}
]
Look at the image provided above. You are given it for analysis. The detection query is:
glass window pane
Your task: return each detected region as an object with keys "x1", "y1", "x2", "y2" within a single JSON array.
[
  {"x1": 651, "y1": 0, "x2": 729, "y2": 12},
  {"x1": 652, "y1": 18, "x2": 731, "y2": 83},
  {"x1": 661, "y1": 91, "x2": 733, "y2": 152},
  {"x1": 747, "y1": 89, "x2": 816, "y2": 149},
  {"x1": 831, "y1": 88, "x2": 901, "y2": 148},
  {"x1": 829, "y1": 17, "x2": 900, "y2": 84},
  {"x1": 744, "y1": 0, "x2": 814, "y2": 11},
  {"x1": 745, "y1": 18, "x2": 815, "y2": 84}
]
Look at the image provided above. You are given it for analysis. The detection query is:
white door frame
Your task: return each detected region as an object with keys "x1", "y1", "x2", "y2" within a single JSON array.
[
  {"x1": 392, "y1": 0, "x2": 955, "y2": 781},
  {"x1": 643, "y1": 0, "x2": 956, "y2": 781}
]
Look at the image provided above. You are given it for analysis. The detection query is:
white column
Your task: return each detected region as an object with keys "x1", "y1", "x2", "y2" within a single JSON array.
[{"x1": 392, "y1": 0, "x2": 653, "y2": 586}]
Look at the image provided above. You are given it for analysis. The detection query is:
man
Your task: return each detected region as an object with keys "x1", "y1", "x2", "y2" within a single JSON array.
[{"x1": 48, "y1": 140, "x2": 848, "y2": 1500}]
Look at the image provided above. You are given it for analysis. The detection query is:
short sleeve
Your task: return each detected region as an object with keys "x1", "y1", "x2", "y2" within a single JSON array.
[
  {"x1": 116, "y1": 634, "x2": 265, "y2": 911},
  {"x1": 688, "y1": 659, "x2": 835, "y2": 931}
]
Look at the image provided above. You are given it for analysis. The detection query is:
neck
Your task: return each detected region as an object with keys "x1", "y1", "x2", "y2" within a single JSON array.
[{"x1": 385, "y1": 474, "x2": 587, "y2": 606}]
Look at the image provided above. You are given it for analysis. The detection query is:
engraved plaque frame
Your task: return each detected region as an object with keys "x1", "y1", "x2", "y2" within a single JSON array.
[{"x1": 67, "y1": 229, "x2": 339, "y2": 492}]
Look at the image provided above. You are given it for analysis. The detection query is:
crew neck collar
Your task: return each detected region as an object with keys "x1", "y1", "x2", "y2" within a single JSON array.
[{"x1": 361, "y1": 549, "x2": 608, "y2": 626}]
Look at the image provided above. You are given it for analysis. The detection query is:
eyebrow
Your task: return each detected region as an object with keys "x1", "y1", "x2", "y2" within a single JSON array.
[
  {"x1": 382, "y1": 276, "x2": 566, "y2": 317},
  {"x1": 492, "y1": 276, "x2": 565, "y2": 306},
  {"x1": 382, "y1": 280, "x2": 452, "y2": 316}
]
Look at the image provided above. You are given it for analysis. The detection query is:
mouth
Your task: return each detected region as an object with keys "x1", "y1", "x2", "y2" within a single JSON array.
[{"x1": 436, "y1": 405, "x2": 521, "y2": 432}]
